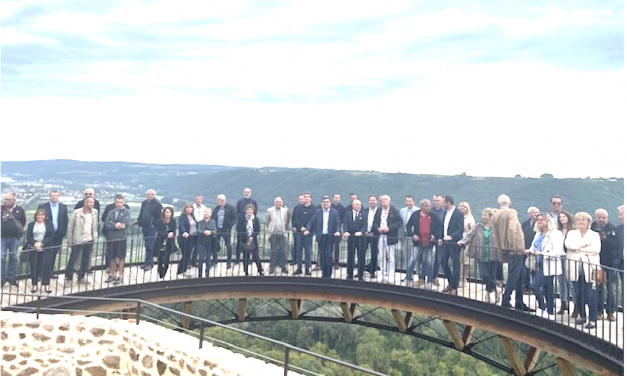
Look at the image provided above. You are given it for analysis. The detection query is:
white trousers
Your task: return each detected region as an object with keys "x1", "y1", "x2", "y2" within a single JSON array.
[{"x1": 378, "y1": 236, "x2": 395, "y2": 283}]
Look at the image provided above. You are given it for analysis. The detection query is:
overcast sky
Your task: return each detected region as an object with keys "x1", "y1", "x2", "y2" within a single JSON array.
[{"x1": 1, "y1": 0, "x2": 624, "y2": 179}]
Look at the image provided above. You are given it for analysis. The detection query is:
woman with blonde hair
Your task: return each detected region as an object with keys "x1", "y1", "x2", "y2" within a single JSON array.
[
  {"x1": 458, "y1": 208, "x2": 499, "y2": 302},
  {"x1": 564, "y1": 212, "x2": 601, "y2": 329},
  {"x1": 458, "y1": 201, "x2": 475, "y2": 288},
  {"x1": 526, "y1": 213, "x2": 564, "y2": 319}
]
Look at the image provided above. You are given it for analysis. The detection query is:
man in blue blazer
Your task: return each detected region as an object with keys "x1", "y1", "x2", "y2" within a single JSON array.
[
  {"x1": 305, "y1": 196, "x2": 341, "y2": 278},
  {"x1": 439, "y1": 195, "x2": 465, "y2": 296}
]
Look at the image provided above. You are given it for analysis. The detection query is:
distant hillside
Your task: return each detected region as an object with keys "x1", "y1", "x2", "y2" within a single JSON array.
[{"x1": 1, "y1": 160, "x2": 623, "y2": 221}]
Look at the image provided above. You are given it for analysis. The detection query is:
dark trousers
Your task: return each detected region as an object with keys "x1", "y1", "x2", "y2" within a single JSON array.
[
  {"x1": 243, "y1": 244, "x2": 263, "y2": 275},
  {"x1": 480, "y1": 261, "x2": 499, "y2": 292},
  {"x1": 28, "y1": 248, "x2": 54, "y2": 285},
  {"x1": 142, "y1": 226, "x2": 158, "y2": 268},
  {"x1": 156, "y1": 237, "x2": 173, "y2": 279},
  {"x1": 177, "y1": 235, "x2": 197, "y2": 274},
  {"x1": 216, "y1": 231, "x2": 235, "y2": 264},
  {"x1": 346, "y1": 236, "x2": 365, "y2": 279},
  {"x1": 333, "y1": 236, "x2": 341, "y2": 266},
  {"x1": 269, "y1": 234, "x2": 287, "y2": 269},
  {"x1": 295, "y1": 233, "x2": 313, "y2": 272},
  {"x1": 196, "y1": 241, "x2": 216, "y2": 277},
  {"x1": 597, "y1": 268, "x2": 618, "y2": 314},
  {"x1": 531, "y1": 271, "x2": 555, "y2": 314},
  {"x1": 503, "y1": 253, "x2": 526, "y2": 305},
  {"x1": 65, "y1": 242, "x2": 93, "y2": 280},
  {"x1": 432, "y1": 244, "x2": 443, "y2": 279},
  {"x1": 318, "y1": 234, "x2": 334, "y2": 278},
  {"x1": 365, "y1": 235, "x2": 379, "y2": 274},
  {"x1": 443, "y1": 243, "x2": 461, "y2": 289},
  {"x1": 574, "y1": 272, "x2": 598, "y2": 322}
]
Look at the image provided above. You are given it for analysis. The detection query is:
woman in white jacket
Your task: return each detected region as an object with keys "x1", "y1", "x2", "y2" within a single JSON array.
[
  {"x1": 525, "y1": 213, "x2": 564, "y2": 319},
  {"x1": 564, "y1": 212, "x2": 601, "y2": 329}
]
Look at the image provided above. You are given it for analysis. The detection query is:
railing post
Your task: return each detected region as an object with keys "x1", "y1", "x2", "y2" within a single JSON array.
[
  {"x1": 136, "y1": 301, "x2": 141, "y2": 325},
  {"x1": 283, "y1": 347, "x2": 290, "y2": 376},
  {"x1": 198, "y1": 322, "x2": 205, "y2": 349},
  {"x1": 36, "y1": 295, "x2": 41, "y2": 319}
]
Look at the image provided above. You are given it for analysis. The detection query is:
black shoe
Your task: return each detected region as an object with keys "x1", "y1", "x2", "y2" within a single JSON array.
[
  {"x1": 269, "y1": 269, "x2": 275, "y2": 275},
  {"x1": 258, "y1": 271, "x2": 264, "y2": 276},
  {"x1": 293, "y1": 270, "x2": 303, "y2": 275},
  {"x1": 227, "y1": 263, "x2": 232, "y2": 269},
  {"x1": 281, "y1": 267, "x2": 289, "y2": 274},
  {"x1": 9, "y1": 280, "x2": 18, "y2": 287},
  {"x1": 515, "y1": 303, "x2": 533, "y2": 312},
  {"x1": 305, "y1": 270, "x2": 311, "y2": 276},
  {"x1": 289, "y1": 261, "x2": 297, "y2": 265},
  {"x1": 191, "y1": 261, "x2": 198, "y2": 267},
  {"x1": 585, "y1": 322, "x2": 596, "y2": 329},
  {"x1": 105, "y1": 275, "x2": 117, "y2": 283}
]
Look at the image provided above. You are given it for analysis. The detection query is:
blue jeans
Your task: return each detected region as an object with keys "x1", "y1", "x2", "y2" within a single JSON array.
[
  {"x1": 142, "y1": 226, "x2": 158, "y2": 268},
  {"x1": 531, "y1": 271, "x2": 555, "y2": 314},
  {"x1": 407, "y1": 245, "x2": 433, "y2": 282},
  {"x1": 597, "y1": 268, "x2": 618, "y2": 315},
  {"x1": 295, "y1": 233, "x2": 312, "y2": 272},
  {"x1": 1, "y1": 237, "x2": 20, "y2": 284}
]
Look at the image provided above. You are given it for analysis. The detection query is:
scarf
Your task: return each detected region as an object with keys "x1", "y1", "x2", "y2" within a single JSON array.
[{"x1": 246, "y1": 214, "x2": 255, "y2": 237}]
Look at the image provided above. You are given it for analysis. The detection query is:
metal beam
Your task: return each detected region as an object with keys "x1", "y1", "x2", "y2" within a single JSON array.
[{"x1": 498, "y1": 335, "x2": 526, "y2": 376}]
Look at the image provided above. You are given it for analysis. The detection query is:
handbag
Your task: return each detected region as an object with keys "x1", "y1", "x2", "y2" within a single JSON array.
[{"x1": 595, "y1": 267, "x2": 607, "y2": 284}]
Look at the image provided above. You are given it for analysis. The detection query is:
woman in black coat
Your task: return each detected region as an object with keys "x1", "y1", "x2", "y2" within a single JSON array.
[
  {"x1": 237, "y1": 204, "x2": 264, "y2": 276},
  {"x1": 24, "y1": 209, "x2": 55, "y2": 293},
  {"x1": 154, "y1": 207, "x2": 177, "y2": 279}
]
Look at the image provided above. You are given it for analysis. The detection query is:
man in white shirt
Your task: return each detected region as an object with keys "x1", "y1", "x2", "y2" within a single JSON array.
[{"x1": 191, "y1": 195, "x2": 207, "y2": 267}]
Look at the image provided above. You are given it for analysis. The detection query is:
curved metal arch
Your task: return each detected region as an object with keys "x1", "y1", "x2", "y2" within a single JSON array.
[{"x1": 11, "y1": 276, "x2": 623, "y2": 376}]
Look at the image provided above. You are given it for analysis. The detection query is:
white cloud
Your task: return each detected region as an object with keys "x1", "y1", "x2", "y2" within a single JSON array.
[{"x1": 1, "y1": 26, "x2": 56, "y2": 44}]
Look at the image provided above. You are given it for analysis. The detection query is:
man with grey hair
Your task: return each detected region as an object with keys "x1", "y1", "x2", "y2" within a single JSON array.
[
  {"x1": 266, "y1": 197, "x2": 290, "y2": 275},
  {"x1": 1, "y1": 193, "x2": 26, "y2": 288},
  {"x1": 522, "y1": 206, "x2": 539, "y2": 293},
  {"x1": 137, "y1": 189, "x2": 163, "y2": 271},
  {"x1": 592, "y1": 208, "x2": 620, "y2": 321},
  {"x1": 373, "y1": 195, "x2": 403, "y2": 283},
  {"x1": 213, "y1": 194, "x2": 238, "y2": 268},
  {"x1": 492, "y1": 194, "x2": 531, "y2": 311}
]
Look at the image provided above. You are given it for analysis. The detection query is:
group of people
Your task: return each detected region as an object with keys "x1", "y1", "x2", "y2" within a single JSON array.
[{"x1": 1, "y1": 188, "x2": 624, "y2": 330}]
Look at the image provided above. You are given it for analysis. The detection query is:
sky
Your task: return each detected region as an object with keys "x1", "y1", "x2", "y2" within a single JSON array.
[{"x1": 1, "y1": 0, "x2": 625, "y2": 179}]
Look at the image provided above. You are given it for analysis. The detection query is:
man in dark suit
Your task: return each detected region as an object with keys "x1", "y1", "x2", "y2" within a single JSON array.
[
  {"x1": 521, "y1": 206, "x2": 539, "y2": 294},
  {"x1": 305, "y1": 196, "x2": 341, "y2": 278},
  {"x1": 213, "y1": 194, "x2": 238, "y2": 268},
  {"x1": 373, "y1": 195, "x2": 403, "y2": 284},
  {"x1": 38, "y1": 190, "x2": 69, "y2": 275},
  {"x1": 439, "y1": 195, "x2": 465, "y2": 295},
  {"x1": 343, "y1": 199, "x2": 367, "y2": 281}
]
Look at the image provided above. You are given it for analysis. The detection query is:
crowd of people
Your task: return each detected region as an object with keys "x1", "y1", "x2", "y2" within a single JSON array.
[{"x1": 1, "y1": 188, "x2": 624, "y2": 329}]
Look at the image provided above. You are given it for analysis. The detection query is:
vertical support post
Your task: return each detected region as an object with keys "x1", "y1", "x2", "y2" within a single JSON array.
[
  {"x1": 136, "y1": 301, "x2": 141, "y2": 325},
  {"x1": 198, "y1": 322, "x2": 205, "y2": 349},
  {"x1": 182, "y1": 301, "x2": 193, "y2": 329},
  {"x1": 283, "y1": 347, "x2": 290, "y2": 376},
  {"x1": 238, "y1": 298, "x2": 247, "y2": 322}
]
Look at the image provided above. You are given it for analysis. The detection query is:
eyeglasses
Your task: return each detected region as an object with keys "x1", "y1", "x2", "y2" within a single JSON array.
[{"x1": 551, "y1": 202, "x2": 562, "y2": 206}]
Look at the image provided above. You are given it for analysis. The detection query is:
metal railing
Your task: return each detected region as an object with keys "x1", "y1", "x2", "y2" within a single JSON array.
[
  {"x1": 3, "y1": 228, "x2": 624, "y2": 350},
  {"x1": 7, "y1": 293, "x2": 389, "y2": 376}
]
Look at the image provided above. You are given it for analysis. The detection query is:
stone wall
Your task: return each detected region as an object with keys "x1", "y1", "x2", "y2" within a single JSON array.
[{"x1": 1, "y1": 311, "x2": 302, "y2": 376}]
